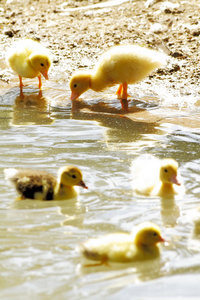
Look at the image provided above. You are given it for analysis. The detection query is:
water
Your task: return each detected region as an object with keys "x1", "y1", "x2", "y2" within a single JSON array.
[{"x1": 0, "y1": 81, "x2": 200, "y2": 299}]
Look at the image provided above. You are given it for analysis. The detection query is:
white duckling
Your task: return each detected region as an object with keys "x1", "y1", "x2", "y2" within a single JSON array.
[
  {"x1": 131, "y1": 156, "x2": 184, "y2": 197},
  {"x1": 80, "y1": 222, "x2": 165, "y2": 266},
  {"x1": 70, "y1": 44, "x2": 167, "y2": 110},
  {"x1": 4, "y1": 165, "x2": 87, "y2": 200},
  {"x1": 6, "y1": 39, "x2": 51, "y2": 95}
]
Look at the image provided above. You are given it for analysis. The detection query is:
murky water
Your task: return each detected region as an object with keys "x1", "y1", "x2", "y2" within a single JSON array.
[{"x1": 0, "y1": 80, "x2": 200, "y2": 299}]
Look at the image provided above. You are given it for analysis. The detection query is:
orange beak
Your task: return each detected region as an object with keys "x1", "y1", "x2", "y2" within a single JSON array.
[
  {"x1": 159, "y1": 236, "x2": 165, "y2": 243},
  {"x1": 170, "y1": 175, "x2": 181, "y2": 186},
  {"x1": 70, "y1": 91, "x2": 80, "y2": 101},
  {"x1": 77, "y1": 180, "x2": 88, "y2": 189},
  {"x1": 40, "y1": 69, "x2": 49, "y2": 80}
]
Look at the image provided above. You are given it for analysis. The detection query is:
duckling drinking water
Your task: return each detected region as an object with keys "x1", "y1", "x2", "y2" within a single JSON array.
[{"x1": 70, "y1": 44, "x2": 167, "y2": 110}]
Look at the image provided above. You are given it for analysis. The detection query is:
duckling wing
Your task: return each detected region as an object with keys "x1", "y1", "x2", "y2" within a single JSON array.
[
  {"x1": 131, "y1": 155, "x2": 161, "y2": 195},
  {"x1": 80, "y1": 233, "x2": 136, "y2": 263},
  {"x1": 5, "y1": 168, "x2": 56, "y2": 200}
]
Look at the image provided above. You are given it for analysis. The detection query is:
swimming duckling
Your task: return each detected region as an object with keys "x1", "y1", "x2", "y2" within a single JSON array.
[
  {"x1": 4, "y1": 166, "x2": 87, "y2": 200},
  {"x1": 6, "y1": 39, "x2": 51, "y2": 95},
  {"x1": 131, "y1": 156, "x2": 184, "y2": 197},
  {"x1": 70, "y1": 45, "x2": 167, "y2": 110},
  {"x1": 80, "y1": 222, "x2": 165, "y2": 266}
]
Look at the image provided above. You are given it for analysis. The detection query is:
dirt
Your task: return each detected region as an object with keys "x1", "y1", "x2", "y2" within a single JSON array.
[{"x1": 0, "y1": 0, "x2": 200, "y2": 113}]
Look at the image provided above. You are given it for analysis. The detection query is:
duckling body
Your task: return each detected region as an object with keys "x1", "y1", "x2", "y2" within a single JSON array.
[
  {"x1": 4, "y1": 166, "x2": 87, "y2": 200},
  {"x1": 80, "y1": 222, "x2": 164, "y2": 265},
  {"x1": 6, "y1": 39, "x2": 51, "y2": 94},
  {"x1": 70, "y1": 45, "x2": 167, "y2": 110},
  {"x1": 131, "y1": 156, "x2": 184, "y2": 197}
]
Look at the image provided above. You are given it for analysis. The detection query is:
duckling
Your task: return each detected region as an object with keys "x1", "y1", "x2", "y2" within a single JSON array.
[
  {"x1": 131, "y1": 156, "x2": 184, "y2": 197},
  {"x1": 80, "y1": 222, "x2": 165, "y2": 266},
  {"x1": 4, "y1": 166, "x2": 87, "y2": 200},
  {"x1": 6, "y1": 39, "x2": 51, "y2": 95},
  {"x1": 70, "y1": 45, "x2": 167, "y2": 110}
]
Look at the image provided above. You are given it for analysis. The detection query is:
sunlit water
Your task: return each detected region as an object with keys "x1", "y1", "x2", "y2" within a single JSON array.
[{"x1": 0, "y1": 81, "x2": 200, "y2": 299}]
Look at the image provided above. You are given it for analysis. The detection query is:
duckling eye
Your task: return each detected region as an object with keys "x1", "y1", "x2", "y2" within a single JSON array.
[
  {"x1": 153, "y1": 232, "x2": 157, "y2": 236},
  {"x1": 164, "y1": 169, "x2": 168, "y2": 173},
  {"x1": 72, "y1": 174, "x2": 76, "y2": 179},
  {"x1": 74, "y1": 84, "x2": 77, "y2": 88},
  {"x1": 40, "y1": 63, "x2": 44, "y2": 67}
]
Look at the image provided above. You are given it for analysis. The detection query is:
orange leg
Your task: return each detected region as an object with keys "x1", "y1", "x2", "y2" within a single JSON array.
[
  {"x1": 84, "y1": 258, "x2": 110, "y2": 267},
  {"x1": 116, "y1": 83, "x2": 129, "y2": 111},
  {"x1": 116, "y1": 84, "x2": 123, "y2": 98},
  {"x1": 120, "y1": 82, "x2": 129, "y2": 111},
  {"x1": 19, "y1": 75, "x2": 24, "y2": 89},
  {"x1": 120, "y1": 99, "x2": 129, "y2": 111},
  {"x1": 121, "y1": 82, "x2": 128, "y2": 100},
  {"x1": 38, "y1": 74, "x2": 42, "y2": 90},
  {"x1": 19, "y1": 75, "x2": 24, "y2": 98},
  {"x1": 38, "y1": 90, "x2": 43, "y2": 97}
]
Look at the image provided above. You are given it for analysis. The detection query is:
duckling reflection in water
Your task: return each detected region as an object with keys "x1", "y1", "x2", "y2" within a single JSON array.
[
  {"x1": 6, "y1": 39, "x2": 51, "y2": 97},
  {"x1": 131, "y1": 155, "x2": 185, "y2": 198},
  {"x1": 80, "y1": 222, "x2": 165, "y2": 267},
  {"x1": 4, "y1": 166, "x2": 88, "y2": 200},
  {"x1": 11, "y1": 92, "x2": 54, "y2": 126},
  {"x1": 161, "y1": 198, "x2": 180, "y2": 227},
  {"x1": 70, "y1": 44, "x2": 167, "y2": 111}
]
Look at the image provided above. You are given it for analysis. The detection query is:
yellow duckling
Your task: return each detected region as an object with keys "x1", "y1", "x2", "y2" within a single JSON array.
[
  {"x1": 80, "y1": 222, "x2": 165, "y2": 266},
  {"x1": 131, "y1": 156, "x2": 184, "y2": 197},
  {"x1": 6, "y1": 39, "x2": 51, "y2": 95},
  {"x1": 70, "y1": 45, "x2": 167, "y2": 110},
  {"x1": 4, "y1": 166, "x2": 87, "y2": 200}
]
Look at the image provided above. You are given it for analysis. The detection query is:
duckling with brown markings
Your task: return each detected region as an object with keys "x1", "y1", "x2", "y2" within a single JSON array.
[{"x1": 4, "y1": 166, "x2": 87, "y2": 200}]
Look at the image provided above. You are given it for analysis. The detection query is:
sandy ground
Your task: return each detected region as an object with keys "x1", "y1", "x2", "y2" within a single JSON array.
[{"x1": 0, "y1": 0, "x2": 200, "y2": 114}]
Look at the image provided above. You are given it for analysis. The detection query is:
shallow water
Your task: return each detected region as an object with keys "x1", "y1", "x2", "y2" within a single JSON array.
[{"x1": 0, "y1": 81, "x2": 200, "y2": 299}]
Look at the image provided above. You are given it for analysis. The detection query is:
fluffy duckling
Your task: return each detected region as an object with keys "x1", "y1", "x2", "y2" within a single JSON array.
[
  {"x1": 4, "y1": 166, "x2": 87, "y2": 200},
  {"x1": 131, "y1": 156, "x2": 184, "y2": 197},
  {"x1": 80, "y1": 222, "x2": 165, "y2": 266},
  {"x1": 6, "y1": 39, "x2": 51, "y2": 95},
  {"x1": 70, "y1": 45, "x2": 167, "y2": 110}
]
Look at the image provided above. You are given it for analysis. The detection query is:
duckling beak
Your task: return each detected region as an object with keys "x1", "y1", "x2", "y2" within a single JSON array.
[
  {"x1": 70, "y1": 91, "x2": 80, "y2": 101},
  {"x1": 159, "y1": 236, "x2": 165, "y2": 243},
  {"x1": 40, "y1": 70, "x2": 49, "y2": 80},
  {"x1": 170, "y1": 175, "x2": 181, "y2": 186},
  {"x1": 78, "y1": 180, "x2": 88, "y2": 189}
]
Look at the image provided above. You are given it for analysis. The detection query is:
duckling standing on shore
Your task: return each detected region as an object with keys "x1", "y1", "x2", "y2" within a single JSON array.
[
  {"x1": 4, "y1": 166, "x2": 87, "y2": 200},
  {"x1": 80, "y1": 222, "x2": 165, "y2": 266},
  {"x1": 70, "y1": 45, "x2": 167, "y2": 110},
  {"x1": 131, "y1": 156, "x2": 184, "y2": 197},
  {"x1": 6, "y1": 39, "x2": 51, "y2": 95}
]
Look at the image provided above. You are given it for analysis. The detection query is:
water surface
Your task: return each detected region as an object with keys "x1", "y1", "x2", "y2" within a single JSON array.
[{"x1": 0, "y1": 82, "x2": 200, "y2": 299}]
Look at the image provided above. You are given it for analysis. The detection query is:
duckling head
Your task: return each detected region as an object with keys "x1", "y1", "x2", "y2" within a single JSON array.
[
  {"x1": 58, "y1": 166, "x2": 88, "y2": 189},
  {"x1": 159, "y1": 158, "x2": 181, "y2": 186},
  {"x1": 134, "y1": 222, "x2": 165, "y2": 247},
  {"x1": 70, "y1": 71, "x2": 92, "y2": 101},
  {"x1": 29, "y1": 53, "x2": 51, "y2": 80}
]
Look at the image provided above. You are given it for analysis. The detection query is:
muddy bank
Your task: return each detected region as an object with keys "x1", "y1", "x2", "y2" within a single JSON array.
[{"x1": 0, "y1": 0, "x2": 200, "y2": 103}]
